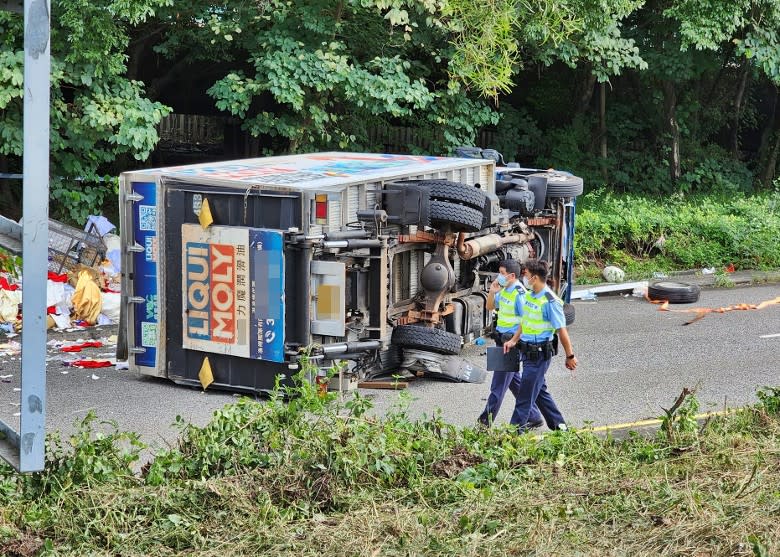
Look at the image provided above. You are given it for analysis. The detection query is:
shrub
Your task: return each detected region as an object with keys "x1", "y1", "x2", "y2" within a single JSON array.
[{"x1": 574, "y1": 190, "x2": 780, "y2": 277}]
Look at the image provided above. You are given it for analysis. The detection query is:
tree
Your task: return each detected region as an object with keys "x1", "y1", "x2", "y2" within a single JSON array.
[
  {"x1": 665, "y1": 0, "x2": 780, "y2": 186},
  {"x1": 0, "y1": 0, "x2": 172, "y2": 223}
]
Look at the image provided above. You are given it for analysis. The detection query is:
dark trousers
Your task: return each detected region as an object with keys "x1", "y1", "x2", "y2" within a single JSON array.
[
  {"x1": 512, "y1": 354, "x2": 566, "y2": 430},
  {"x1": 479, "y1": 333, "x2": 543, "y2": 426}
]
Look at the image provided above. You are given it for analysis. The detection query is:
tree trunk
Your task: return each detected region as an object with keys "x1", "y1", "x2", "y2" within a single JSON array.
[
  {"x1": 762, "y1": 133, "x2": 780, "y2": 188},
  {"x1": 575, "y1": 71, "x2": 597, "y2": 115},
  {"x1": 599, "y1": 82, "x2": 608, "y2": 181},
  {"x1": 704, "y1": 42, "x2": 735, "y2": 108},
  {"x1": 127, "y1": 24, "x2": 165, "y2": 81},
  {"x1": 759, "y1": 96, "x2": 780, "y2": 188},
  {"x1": 757, "y1": 85, "x2": 778, "y2": 167},
  {"x1": 662, "y1": 80, "x2": 681, "y2": 183},
  {"x1": 730, "y1": 63, "x2": 749, "y2": 157}
]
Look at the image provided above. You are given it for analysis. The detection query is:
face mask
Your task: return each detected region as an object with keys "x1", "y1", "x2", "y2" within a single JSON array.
[
  {"x1": 497, "y1": 273, "x2": 508, "y2": 287},
  {"x1": 522, "y1": 276, "x2": 531, "y2": 289}
]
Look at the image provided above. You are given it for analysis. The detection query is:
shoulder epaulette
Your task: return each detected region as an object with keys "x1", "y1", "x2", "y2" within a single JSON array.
[{"x1": 544, "y1": 290, "x2": 563, "y2": 305}]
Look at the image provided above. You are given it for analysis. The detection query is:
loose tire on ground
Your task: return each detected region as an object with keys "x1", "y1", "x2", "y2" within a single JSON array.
[
  {"x1": 429, "y1": 200, "x2": 483, "y2": 232},
  {"x1": 647, "y1": 281, "x2": 701, "y2": 304},
  {"x1": 530, "y1": 172, "x2": 584, "y2": 198},
  {"x1": 421, "y1": 179, "x2": 487, "y2": 210},
  {"x1": 391, "y1": 324, "x2": 462, "y2": 355},
  {"x1": 563, "y1": 302, "x2": 575, "y2": 326}
]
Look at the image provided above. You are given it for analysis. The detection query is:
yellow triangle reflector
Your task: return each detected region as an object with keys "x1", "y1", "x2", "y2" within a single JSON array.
[
  {"x1": 199, "y1": 356, "x2": 214, "y2": 390},
  {"x1": 199, "y1": 198, "x2": 214, "y2": 229}
]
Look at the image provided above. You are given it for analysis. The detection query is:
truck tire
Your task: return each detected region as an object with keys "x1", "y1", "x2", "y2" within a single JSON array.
[
  {"x1": 563, "y1": 303, "x2": 575, "y2": 326},
  {"x1": 647, "y1": 281, "x2": 701, "y2": 304},
  {"x1": 392, "y1": 324, "x2": 462, "y2": 355},
  {"x1": 429, "y1": 200, "x2": 483, "y2": 232},
  {"x1": 530, "y1": 173, "x2": 584, "y2": 198},
  {"x1": 422, "y1": 180, "x2": 487, "y2": 210}
]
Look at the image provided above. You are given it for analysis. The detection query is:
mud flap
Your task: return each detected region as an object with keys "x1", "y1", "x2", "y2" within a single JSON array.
[{"x1": 401, "y1": 349, "x2": 487, "y2": 384}]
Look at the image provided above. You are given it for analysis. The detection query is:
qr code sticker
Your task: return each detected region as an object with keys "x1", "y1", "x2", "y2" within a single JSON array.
[
  {"x1": 141, "y1": 322, "x2": 158, "y2": 348},
  {"x1": 138, "y1": 205, "x2": 157, "y2": 231}
]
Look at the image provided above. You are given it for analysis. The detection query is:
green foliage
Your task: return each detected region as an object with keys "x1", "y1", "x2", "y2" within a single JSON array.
[
  {"x1": 0, "y1": 380, "x2": 779, "y2": 555},
  {"x1": 659, "y1": 390, "x2": 700, "y2": 448},
  {"x1": 0, "y1": 247, "x2": 21, "y2": 278},
  {"x1": 444, "y1": 0, "x2": 518, "y2": 97},
  {"x1": 0, "y1": 411, "x2": 144, "y2": 507},
  {"x1": 0, "y1": 1, "x2": 171, "y2": 224},
  {"x1": 574, "y1": 190, "x2": 780, "y2": 277},
  {"x1": 531, "y1": 0, "x2": 647, "y2": 81},
  {"x1": 756, "y1": 387, "x2": 780, "y2": 415},
  {"x1": 50, "y1": 178, "x2": 120, "y2": 225},
  {"x1": 485, "y1": 104, "x2": 543, "y2": 163}
]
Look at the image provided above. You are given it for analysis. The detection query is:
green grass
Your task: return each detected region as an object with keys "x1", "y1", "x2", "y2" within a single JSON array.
[
  {"x1": 1, "y1": 373, "x2": 779, "y2": 556},
  {"x1": 574, "y1": 190, "x2": 780, "y2": 282}
]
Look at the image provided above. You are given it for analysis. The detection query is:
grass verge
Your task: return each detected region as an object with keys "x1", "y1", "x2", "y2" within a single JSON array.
[
  {"x1": 574, "y1": 190, "x2": 780, "y2": 283},
  {"x1": 0, "y1": 374, "x2": 778, "y2": 556}
]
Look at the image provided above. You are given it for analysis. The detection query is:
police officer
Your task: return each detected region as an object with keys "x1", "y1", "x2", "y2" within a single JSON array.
[
  {"x1": 502, "y1": 258, "x2": 578, "y2": 431},
  {"x1": 478, "y1": 259, "x2": 544, "y2": 428}
]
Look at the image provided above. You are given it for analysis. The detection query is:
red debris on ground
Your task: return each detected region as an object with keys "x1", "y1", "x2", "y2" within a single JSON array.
[{"x1": 60, "y1": 341, "x2": 103, "y2": 353}]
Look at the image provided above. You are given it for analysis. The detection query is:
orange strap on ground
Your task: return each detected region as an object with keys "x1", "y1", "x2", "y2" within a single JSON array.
[{"x1": 647, "y1": 295, "x2": 780, "y2": 325}]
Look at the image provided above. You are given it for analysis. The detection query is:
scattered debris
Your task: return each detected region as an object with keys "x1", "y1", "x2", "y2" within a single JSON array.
[
  {"x1": 68, "y1": 360, "x2": 113, "y2": 369},
  {"x1": 0, "y1": 214, "x2": 122, "y2": 333},
  {"x1": 571, "y1": 281, "x2": 649, "y2": 300},
  {"x1": 60, "y1": 341, "x2": 103, "y2": 353},
  {"x1": 357, "y1": 380, "x2": 409, "y2": 390},
  {"x1": 649, "y1": 294, "x2": 780, "y2": 325},
  {"x1": 602, "y1": 265, "x2": 626, "y2": 283}
]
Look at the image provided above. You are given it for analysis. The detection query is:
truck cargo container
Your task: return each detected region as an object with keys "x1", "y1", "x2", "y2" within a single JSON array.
[{"x1": 117, "y1": 151, "x2": 582, "y2": 392}]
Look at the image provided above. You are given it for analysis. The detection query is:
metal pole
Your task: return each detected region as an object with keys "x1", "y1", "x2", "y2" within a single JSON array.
[{"x1": 19, "y1": 0, "x2": 50, "y2": 472}]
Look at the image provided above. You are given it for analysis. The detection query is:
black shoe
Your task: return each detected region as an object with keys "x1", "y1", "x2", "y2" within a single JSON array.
[{"x1": 517, "y1": 419, "x2": 544, "y2": 433}]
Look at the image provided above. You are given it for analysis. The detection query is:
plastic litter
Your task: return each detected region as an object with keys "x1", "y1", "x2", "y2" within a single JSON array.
[
  {"x1": 67, "y1": 359, "x2": 113, "y2": 369},
  {"x1": 580, "y1": 290, "x2": 598, "y2": 301},
  {"x1": 60, "y1": 341, "x2": 103, "y2": 353},
  {"x1": 602, "y1": 265, "x2": 626, "y2": 283},
  {"x1": 652, "y1": 272, "x2": 668, "y2": 279},
  {"x1": 475, "y1": 337, "x2": 486, "y2": 346},
  {"x1": 701, "y1": 267, "x2": 715, "y2": 275}
]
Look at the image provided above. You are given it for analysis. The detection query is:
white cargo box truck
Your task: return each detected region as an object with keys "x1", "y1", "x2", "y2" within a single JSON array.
[{"x1": 117, "y1": 151, "x2": 581, "y2": 392}]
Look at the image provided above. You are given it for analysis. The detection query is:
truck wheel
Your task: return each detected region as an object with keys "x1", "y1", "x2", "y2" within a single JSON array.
[
  {"x1": 647, "y1": 281, "x2": 701, "y2": 304},
  {"x1": 429, "y1": 200, "x2": 483, "y2": 232},
  {"x1": 422, "y1": 180, "x2": 487, "y2": 210},
  {"x1": 531, "y1": 173, "x2": 584, "y2": 198},
  {"x1": 563, "y1": 303, "x2": 575, "y2": 326},
  {"x1": 392, "y1": 324, "x2": 462, "y2": 355}
]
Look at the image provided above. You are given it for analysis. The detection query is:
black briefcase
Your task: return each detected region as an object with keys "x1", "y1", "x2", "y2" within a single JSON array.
[{"x1": 486, "y1": 346, "x2": 520, "y2": 372}]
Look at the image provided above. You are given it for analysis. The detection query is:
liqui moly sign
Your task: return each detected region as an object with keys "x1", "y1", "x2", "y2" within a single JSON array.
[
  {"x1": 185, "y1": 242, "x2": 237, "y2": 343},
  {"x1": 181, "y1": 224, "x2": 285, "y2": 362}
]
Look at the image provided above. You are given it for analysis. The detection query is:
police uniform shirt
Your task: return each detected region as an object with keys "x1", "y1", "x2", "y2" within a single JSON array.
[
  {"x1": 518, "y1": 286, "x2": 566, "y2": 343},
  {"x1": 493, "y1": 281, "x2": 525, "y2": 334}
]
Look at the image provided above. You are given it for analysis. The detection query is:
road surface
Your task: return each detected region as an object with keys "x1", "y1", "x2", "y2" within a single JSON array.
[{"x1": 0, "y1": 284, "x2": 778, "y2": 455}]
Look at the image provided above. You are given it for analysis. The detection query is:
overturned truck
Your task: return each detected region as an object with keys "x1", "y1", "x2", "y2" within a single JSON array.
[{"x1": 117, "y1": 152, "x2": 582, "y2": 392}]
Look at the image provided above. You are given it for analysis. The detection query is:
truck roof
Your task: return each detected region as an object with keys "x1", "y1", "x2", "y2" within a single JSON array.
[{"x1": 125, "y1": 152, "x2": 492, "y2": 190}]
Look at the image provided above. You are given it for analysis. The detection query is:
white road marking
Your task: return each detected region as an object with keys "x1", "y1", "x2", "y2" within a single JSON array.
[{"x1": 759, "y1": 333, "x2": 780, "y2": 339}]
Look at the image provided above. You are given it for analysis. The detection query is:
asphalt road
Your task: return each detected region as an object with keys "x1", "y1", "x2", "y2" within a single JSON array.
[{"x1": 0, "y1": 284, "x2": 778, "y2": 455}]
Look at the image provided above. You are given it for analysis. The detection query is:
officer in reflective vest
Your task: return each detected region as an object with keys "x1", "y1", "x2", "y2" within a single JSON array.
[
  {"x1": 502, "y1": 258, "x2": 578, "y2": 431},
  {"x1": 478, "y1": 259, "x2": 544, "y2": 428}
]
